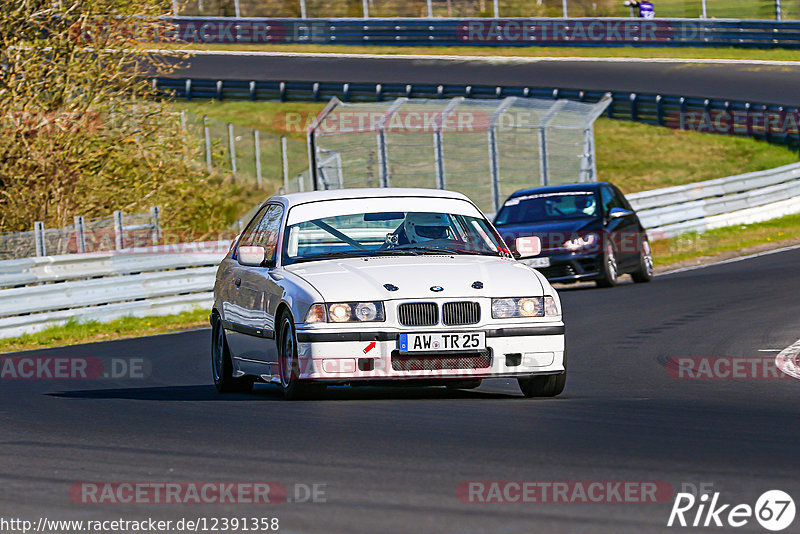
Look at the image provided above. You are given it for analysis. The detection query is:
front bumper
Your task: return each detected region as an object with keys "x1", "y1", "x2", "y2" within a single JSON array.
[
  {"x1": 294, "y1": 324, "x2": 565, "y2": 382},
  {"x1": 535, "y1": 251, "x2": 603, "y2": 283}
]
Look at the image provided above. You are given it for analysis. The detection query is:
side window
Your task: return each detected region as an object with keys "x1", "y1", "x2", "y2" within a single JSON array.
[
  {"x1": 614, "y1": 186, "x2": 634, "y2": 211},
  {"x1": 601, "y1": 187, "x2": 623, "y2": 215},
  {"x1": 238, "y1": 204, "x2": 284, "y2": 261},
  {"x1": 237, "y1": 205, "x2": 269, "y2": 248}
]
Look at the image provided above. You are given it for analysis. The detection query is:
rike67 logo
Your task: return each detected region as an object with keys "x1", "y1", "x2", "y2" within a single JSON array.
[{"x1": 668, "y1": 490, "x2": 795, "y2": 531}]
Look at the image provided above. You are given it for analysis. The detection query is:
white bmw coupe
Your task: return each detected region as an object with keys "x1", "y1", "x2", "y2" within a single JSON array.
[{"x1": 211, "y1": 188, "x2": 566, "y2": 399}]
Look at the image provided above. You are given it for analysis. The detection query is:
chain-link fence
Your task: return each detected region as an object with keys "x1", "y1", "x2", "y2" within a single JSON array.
[
  {"x1": 0, "y1": 209, "x2": 161, "y2": 261},
  {"x1": 306, "y1": 96, "x2": 610, "y2": 214},
  {"x1": 175, "y1": 0, "x2": 798, "y2": 20},
  {"x1": 180, "y1": 112, "x2": 308, "y2": 192}
]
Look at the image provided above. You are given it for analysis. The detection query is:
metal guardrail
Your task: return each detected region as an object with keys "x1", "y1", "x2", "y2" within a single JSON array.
[
  {"x1": 0, "y1": 242, "x2": 231, "y2": 339},
  {"x1": 628, "y1": 162, "x2": 800, "y2": 237},
  {"x1": 163, "y1": 17, "x2": 800, "y2": 48},
  {"x1": 154, "y1": 79, "x2": 800, "y2": 148},
  {"x1": 172, "y1": 0, "x2": 790, "y2": 21}
]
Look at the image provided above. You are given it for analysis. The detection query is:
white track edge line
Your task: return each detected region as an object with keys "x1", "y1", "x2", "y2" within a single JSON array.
[
  {"x1": 149, "y1": 48, "x2": 800, "y2": 67},
  {"x1": 776, "y1": 338, "x2": 800, "y2": 380},
  {"x1": 656, "y1": 242, "x2": 800, "y2": 277}
]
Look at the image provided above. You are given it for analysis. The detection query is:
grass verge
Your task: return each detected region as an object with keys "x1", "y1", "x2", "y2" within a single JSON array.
[
  {"x1": 148, "y1": 43, "x2": 800, "y2": 62},
  {"x1": 652, "y1": 212, "x2": 800, "y2": 267},
  {"x1": 0, "y1": 309, "x2": 209, "y2": 354}
]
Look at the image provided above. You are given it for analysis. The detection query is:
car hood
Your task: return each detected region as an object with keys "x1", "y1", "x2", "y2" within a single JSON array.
[
  {"x1": 495, "y1": 218, "x2": 601, "y2": 250},
  {"x1": 284, "y1": 255, "x2": 545, "y2": 302}
]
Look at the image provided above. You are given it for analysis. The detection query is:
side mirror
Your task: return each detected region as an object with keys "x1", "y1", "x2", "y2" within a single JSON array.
[
  {"x1": 515, "y1": 236, "x2": 542, "y2": 259},
  {"x1": 608, "y1": 207, "x2": 634, "y2": 219},
  {"x1": 238, "y1": 245, "x2": 267, "y2": 266}
]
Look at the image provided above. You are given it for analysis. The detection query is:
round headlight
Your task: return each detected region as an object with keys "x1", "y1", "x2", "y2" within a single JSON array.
[
  {"x1": 518, "y1": 297, "x2": 542, "y2": 317},
  {"x1": 354, "y1": 302, "x2": 379, "y2": 321},
  {"x1": 492, "y1": 298, "x2": 517, "y2": 319},
  {"x1": 329, "y1": 303, "x2": 352, "y2": 322}
]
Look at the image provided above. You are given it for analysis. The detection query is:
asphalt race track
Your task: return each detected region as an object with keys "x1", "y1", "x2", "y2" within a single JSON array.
[
  {"x1": 2, "y1": 247, "x2": 799, "y2": 533},
  {"x1": 167, "y1": 53, "x2": 800, "y2": 106}
]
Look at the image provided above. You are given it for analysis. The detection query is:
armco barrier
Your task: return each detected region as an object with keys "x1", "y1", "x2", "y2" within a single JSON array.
[
  {"x1": 628, "y1": 162, "x2": 800, "y2": 238},
  {"x1": 0, "y1": 241, "x2": 231, "y2": 339},
  {"x1": 153, "y1": 79, "x2": 800, "y2": 148},
  {"x1": 162, "y1": 17, "x2": 800, "y2": 49}
]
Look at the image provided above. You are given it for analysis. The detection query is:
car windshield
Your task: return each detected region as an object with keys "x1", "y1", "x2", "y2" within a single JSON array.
[
  {"x1": 495, "y1": 191, "x2": 598, "y2": 225},
  {"x1": 284, "y1": 210, "x2": 507, "y2": 264}
]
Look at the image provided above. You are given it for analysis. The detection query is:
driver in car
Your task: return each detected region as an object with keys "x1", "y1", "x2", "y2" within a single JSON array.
[
  {"x1": 575, "y1": 195, "x2": 596, "y2": 216},
  {"x1": 389, "y1": 212, "x2": 452, "y2": 246}
]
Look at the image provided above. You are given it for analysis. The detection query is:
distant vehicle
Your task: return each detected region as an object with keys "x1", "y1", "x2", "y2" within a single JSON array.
[
  {"x1": 212, "y1": 188, "x2": 566, "y2": 399},
  {"x1": 493, "y1": 182, "x2": 653, "y2": 288}
]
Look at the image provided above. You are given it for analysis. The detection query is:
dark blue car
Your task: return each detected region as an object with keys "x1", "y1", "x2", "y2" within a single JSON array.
[{"x1": 493, "y1": 182, "x2": 654, "y2": 287}]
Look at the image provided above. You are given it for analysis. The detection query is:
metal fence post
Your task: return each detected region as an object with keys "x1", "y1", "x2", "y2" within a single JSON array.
[
  {"x1": 488, "y1": 127, "x2": 501, "y2": 212},
  {"x1": 227, "y1": 122, "x2": 237, "y2": 182},
  {"x1": 537, "y1": 100, "x2": 567, "y2": 187},
  {"x1": 113, "y1": 210, "x2": 125, "y2": 251},
  {"x1": 373, "y1": 98, "x2": 407, "y2": 188},
  {"x1": 307, "y1": 131, "x2": 318, "y2": 190},
  {"x1": 74, "y1": 216, "x2": 86, "y2": 254},
  {"x1": 537, "y1": 127, "x2": 549, "y2": 186},
  {"x1": 254, "y1": 129, "x2": 263, "y2": 189},
  {"x1": 776, "y1": 0, "x2": 783, "y2": 20},
  {"x1": 493, "y1": 0, "x2": 499, "y2": 18},
  {"x1": 487, "y1": 97, "x2": 516, "y2": 213},
  {"x1": 300, "y1": 0, "x2": 307, "y2": 18},
  {"x1": 562, "y1": 0, "x2": 568, "y2": 17},
  {"x1": 179, "y1": 110, "x2": 186, "y2": 131},
  {"x1": 172, "y1": 0, "x2": 179, "y2": 15},
  {"x1": 377, "y1": 127, "x2": 389, "y2": 187},
  {"x1": 580, "y1": 127, "x2": 594, "y2": 183},
  {"x1": 34, "y1": 222, "x2": 46, "y2": 257},
  {"x1": 578, "y1": 94, "x2": 611, "y2": 184},
  {"x1": 203, "y1": 116, "x2": 212, "y2": 173},
  {"x1": 150, "y1": 206, "x2": 161, "y2": 246},
  {"x1": 426, "y1": 0, "x2": 433, "y2": 17},
  {"x1": 701, "y1": 0, "x2": 708, "y2": 18},
  {"x1": 234, "y1": 0, "x2": 241, "y2": 17},
  {"x1": 432, "y1": 97, "x2": 463, "y2": 190},
  {"x1": 362, "y1": 0, "x2": 369, "y2": 18},
  {"x1": 433, "y1": 129, "x2": 445, "y2": 189},
  {"x1": 281, "y1": 136, "x2": 290, "y2": 191}
]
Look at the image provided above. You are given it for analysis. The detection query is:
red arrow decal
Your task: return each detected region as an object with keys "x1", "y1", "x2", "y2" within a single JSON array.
[{"x1": 363, "y1": 342, "x2": 376, "y2": 354}]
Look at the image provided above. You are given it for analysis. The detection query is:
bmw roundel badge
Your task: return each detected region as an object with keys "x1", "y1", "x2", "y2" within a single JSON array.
[{"x1": 430, "y1": 286, "x2": 444, "y2": 292}]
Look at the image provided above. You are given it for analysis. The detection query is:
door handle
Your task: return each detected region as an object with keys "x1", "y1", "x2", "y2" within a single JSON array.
[{"x1": 235, "y1": 278, "x2": 241, "y2": 288}]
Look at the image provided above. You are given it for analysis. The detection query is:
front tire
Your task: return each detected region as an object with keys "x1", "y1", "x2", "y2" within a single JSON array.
[
  {"x1": 596, "y1": 242, "x2": 619, "y2": 288},
  {"x1": 631, "y1": 238, "x2": 654, "y2": 283},
  {"x1": 278, "y1": 313, "x2": 321, "y2": 400},
  {"x1": 518, "y1": 351, "x2": 566, "y2": 398},
  {"x1": 211, "y1": 314, "x2": 254, "y2": 394}
]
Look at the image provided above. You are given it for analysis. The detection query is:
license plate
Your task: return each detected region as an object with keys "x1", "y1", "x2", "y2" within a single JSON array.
[
  {"x1": 522, "y1": 257, "x2": 551, "y2": 268},
  {"x1": 398, "y1": 332, "x2": 486, "y2": 352}
]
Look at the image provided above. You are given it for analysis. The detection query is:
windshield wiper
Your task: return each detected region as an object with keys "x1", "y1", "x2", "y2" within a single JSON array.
[
  {"x1": 290, "y1": 248, "x2": 420, "y2": 264},
  {"x1": 402, "y1": 246, "x2": 497, "y2": 256}
]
